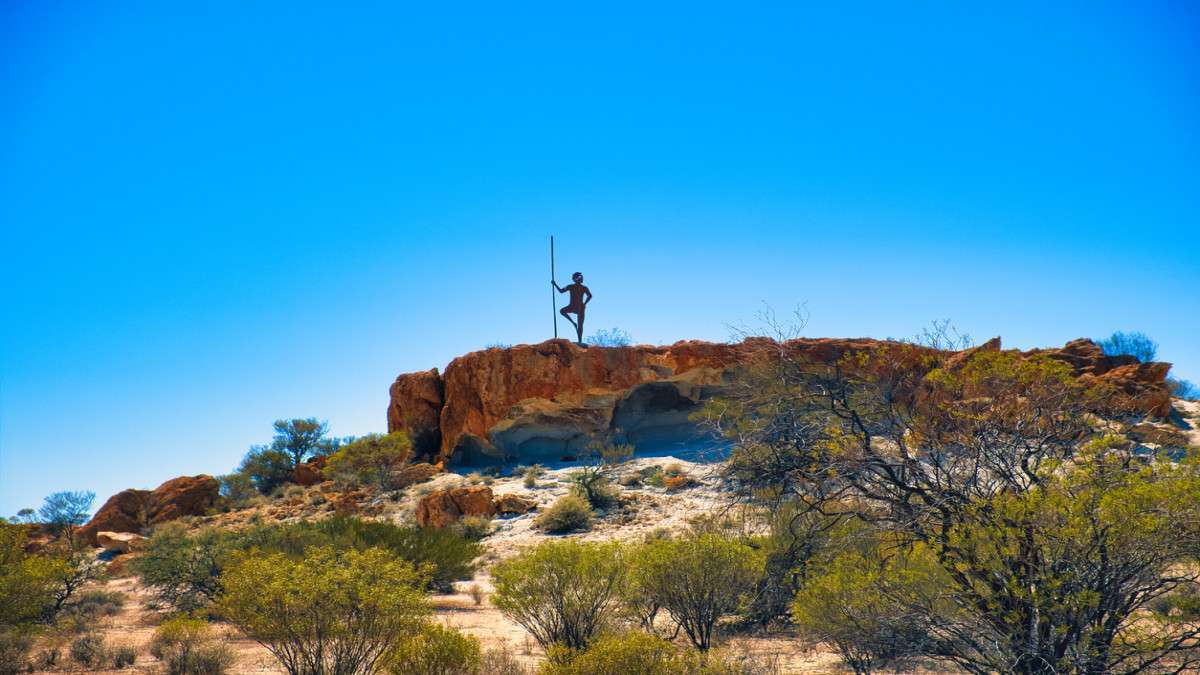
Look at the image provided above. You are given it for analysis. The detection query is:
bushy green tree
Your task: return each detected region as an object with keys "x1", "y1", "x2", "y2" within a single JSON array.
[
  {"x1": 0, "y1": 524, "x2": 68, "y2": 626},
  {"x1": 219, "y1": 545, "x2": 429, "y2": 675},
  {"x1": 628, "y1": 534, "x2": 763, "y2": 651},
  {"x1": 491, "y1": 540, "x2": 625, "y2": 651},
  {"x1": 270, "y1": 418, "x2": 335, "y2": 467},
  {"x1": 237, "y1": 445, "x2": 294, "y2": 495},
  {"x1": 324, "y1": 432, "x2": 413, "y2": 489}
]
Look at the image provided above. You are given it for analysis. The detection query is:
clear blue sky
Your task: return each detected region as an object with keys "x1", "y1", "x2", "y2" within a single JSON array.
[{"x1": 2, "y1": 2, "x2": 1197, "y2": 515}]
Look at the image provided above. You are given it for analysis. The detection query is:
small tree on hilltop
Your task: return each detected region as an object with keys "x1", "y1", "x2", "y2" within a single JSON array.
[
  {"x1": 1098, "y1": 330, "x2": 1158, "y2": 362},
  {"x1": 270, "y1": 418, "x2": 334, "y2": 468},
  {"x1": 38, "y1": 491, "x2": 94, "y2": 547}
]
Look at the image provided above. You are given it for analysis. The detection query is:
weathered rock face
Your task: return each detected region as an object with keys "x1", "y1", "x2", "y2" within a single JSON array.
[
  {"x1": 415, "y1": 486, "x2": 497, "y2": 528},
  {"x1": 294, "y1": 456, "x2": 327, "y2": 487},
  {"x1": 78, "y1": 475, "x2": 220, "y2": 546},
  {"x1": 388, "y1": 337, "x2": 1174, "y2": 466},
  {"x1": 387, "y1": 368, "x2": 444, "y2": 458}
]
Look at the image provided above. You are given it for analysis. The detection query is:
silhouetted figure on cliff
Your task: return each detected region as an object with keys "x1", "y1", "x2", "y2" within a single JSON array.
[{"x1": 553, "y1": 272, "x2": 592, "y2": 345}]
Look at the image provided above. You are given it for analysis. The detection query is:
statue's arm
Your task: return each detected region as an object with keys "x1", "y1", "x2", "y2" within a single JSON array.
[
  {"x1": 552, "y1": 281, "x2": 564, "y2": 292},
  {"x1": 584, "y1": 286, "x2": 593, "y2": 304}
]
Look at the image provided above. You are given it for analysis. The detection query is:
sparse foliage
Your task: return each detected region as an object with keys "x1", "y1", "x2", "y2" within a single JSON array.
[
  {"x1": 491, "y1": 540, "x2": 626, "y2": 651},
  {"x1": 324, "y1": 431, "x2": 414, "y2": 489},
  {"x1": 585, "y1": 327, "x2": 632, "y2": 347},
  {"x1": 1098, "y1": 330, "x2": 1158, "y2": 362},
  {"x1": 219, "y1": 546, "x2": 429, "y2": 675},
  {"x1": 628, "y1": 534, "x2": 763, "y2": 651},
  {"x1": 37, "y1": 491, "x2": 94, "y2": 545}
]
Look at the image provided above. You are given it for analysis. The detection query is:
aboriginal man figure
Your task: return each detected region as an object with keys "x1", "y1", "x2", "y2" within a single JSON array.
[{"x1": 553, "y1": 272, "x2": 592, "y2": 345}]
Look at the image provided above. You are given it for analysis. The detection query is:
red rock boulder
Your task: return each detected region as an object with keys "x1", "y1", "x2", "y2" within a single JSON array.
[
  {"x1": 415, "y1": 486, "x2": 496, "y2": 528},
  {"x1": 78, "y1": 474, "x2": 220, "y2": 546}
]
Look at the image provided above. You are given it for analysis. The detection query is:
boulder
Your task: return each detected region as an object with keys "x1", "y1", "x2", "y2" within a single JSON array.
[
  {"x1": 388, "y1": 368, "x2": 445, "y2": 459},
  {"x1": 415, "y1": 486, "x2": 496, "y2": 528},
  {"x1": 389, "y1": 462, "x2": 441, "y2": 489},
  {"x1": 78, "y1": 474, "x2": 220, "y2": 546},
  {"x1": 96, "y1": 531, "x2": 147, "y2": 553},
  {"x1": 493, "y1": 493, "x2": 537, "y2": 515},
  {"x1": 294, "y1": 456, "x2": 327, "y2": 486}
]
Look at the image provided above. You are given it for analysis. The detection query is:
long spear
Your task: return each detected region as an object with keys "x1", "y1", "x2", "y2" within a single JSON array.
[{"x1": 550, "y1": 236, "x2": 558, "y2": 339}]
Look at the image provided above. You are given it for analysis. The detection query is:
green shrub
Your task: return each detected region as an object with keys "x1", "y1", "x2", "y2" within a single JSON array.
[
  {"x1": 628, "y1": 534, "x2": 764, "y2": 651},
  {"x1": 62, "y1": 589, "x2": 126, "y2": 620},
  {"x1": 236, "y1": 517, "x2": 481, "y2": 593},
  {"x1": 111, "y1": 644, "x2": 137, "y2": 668},
  {"x1": 217, "y1": 472, "x2": 258, "y2": 510},
  {"x1": 535, "y1": 495, "x2": 594, "y2": 534},
  {"x1": 523, "y1": 472, "x2": 539, "y2": 489},
  {"x1": 325, "y1": 432, "x2": 414, "y2": 489},
  {"x1": 388, "y1": 622, "x2": 481, "y2": 675},
  {"x1": 133, "y1": 524, "x2": 229, "y2": 613},
  {"x1": 219, "y1": 546, "x2": 429, "y2": 675},
  {"x1": 150, "y1": 617, "x2": 234, "y2": 675},
  {"x1": 0, "y1": 629, "x2": 33, "y2": 675},
  {"x1": 541, "y1": 632, "x2": 680, "y2": 674},
  {"x1": 567, "y1": 469, "x2": 619, "y2": 509},
  {"x1": 491, "y1": 540, "x2": 625, "y2": 650},
  {"x1": 455, "y1": 515, "x2": 493, "y2": 541},
  {"x1": 237, "y1": 445, "x2": 294, "y2": 495},
  {"x1": 70, "y1": 633, "x2": 107, "y2": 667},
  {"x1": 641, "y1": 467, "x2": 666, "y2": 488},
  {"x1": 0, "y1": 524, "x2": 69, "y2": 625}
]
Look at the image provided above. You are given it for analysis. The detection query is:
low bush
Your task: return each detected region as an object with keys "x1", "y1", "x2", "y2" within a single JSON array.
[
  {"x1": 542, "y1": 632, "x2": 680, "y2": 674},
  {"x1": 535, "y1": 495, "x2": 594, "y2": 534},
  {"x1": 491, "y1": 540, "x2": 625, "y2": 651},
  {"x1": 133, "y1": 524, "x2": 229, "y2": 613},
  {"x1": 111, "y1": 644, "x2": 137, "y2": 668},
  {"x1": 388, "y1": 622, "x2": 481, "y2": 675},
  {"x1": 217, "y1": 472, "x2": 258, "y2": 510},
  {"x1": 456, "y1": 515, "x2": 493, "y2": 541},
  {"x1": 628, "y1": 534, "x2": 764, "y2": 651},
  {"x1": 219, "y1": 546, "x2": 429, "y2": 675},
  {"x1": 237, "y1": 445, "x2": 295, "y2": 495},
  {"x1": 0, "y1": 629, "x2": 33, "y2": 675},
  {"x1": 236, "y1": 517, "x2": 480, "y2": 593},
  {"x1": 70, "y1": 633, "x2": 107, "y2": 668},
  {"x1": 150, "y1": 617, "x2": 234, "y2": 675},
  {"x1": 480, "y1": 645, "x2": 529, "y2": 674},
  {"x1": 324, "y1": 431, "x2": 414, "y2": 489},
  {"x1": 62, "y1": 589, "x2": 126, "y2": 620}
]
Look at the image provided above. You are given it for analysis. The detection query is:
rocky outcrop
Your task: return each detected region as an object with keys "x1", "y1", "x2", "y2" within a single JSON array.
[
  {"x1": 415, "y1": 486, "x2": 497, "y2": 528},
  {"x1": 294, "y1": 456, "x2": 327, "y2": 487},
  {"x1": 78, "y1": 475, "x2": 220, "y2": 546},
  {"x1": 494, "y1": 493, "x2": 538, "y2": 515},
  {"x1": 388, "y1": 337, "x2": 1174, "y2": 466},
  {"x1": 96, "y1": 531, "x2": 147, "y2": 553},
  {"x1": 387, "y1": 368, "x2": 444, "y2": 458}
]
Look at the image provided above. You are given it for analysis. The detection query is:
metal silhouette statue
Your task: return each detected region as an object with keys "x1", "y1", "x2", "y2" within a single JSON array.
[{"x1": 553, "y1": 271, "x2": 592, "y2": 346}]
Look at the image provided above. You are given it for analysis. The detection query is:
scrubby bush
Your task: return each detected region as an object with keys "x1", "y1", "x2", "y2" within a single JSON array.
[
  {"x1": 542, "y1": 632, "x2": 680, "y2": 674},
  {"x1": 1098, "y1": 330, "x2": 1158, "y2": 362},
  {"x1": 111, "y1": 644, "x2": 137, "y2": 668},
  {"x1": 220, "y1": 546, "x2": 429, "y2": 675},
  {"x1": 480, "y1": 646, "x2": 529, "y2": 674},
  {"x1": 0, "y1": 524, "x2": 68, "y2": 625},
  {"x1": 491, "y1": 540, "x2": 625, "y2": 650},
  {"x1": 455, "y1": 514, "x2": 492, "y2": 541},
  {"x1": 150, "y1": 617, "x2": 234, "y2": 675},
  {"x1": 1168, "y1": 377, "x2": 1200, "y2": 401},
  {"x1": 535, "y1": 495, "x2": 594, "y2": 534},
  {"x1": 0, "y1": 629, "x2": 33, "y2": 675},
  {"x1": 628, "y1": 534, "x2": 764, "y2": 651},
  {"x1": 236, "y1": 517, "x2": 481, "y2": 593},
  {"x1": 467, "y1": 583, "x2": 485, "y2": 606},
  {"x1": 388, "y1": 622, "x2": 481, "y2": 675},
  {"x1": 324, "y1": 431, "x2": 414, "y2": 489},
  {"x1": 585, "y1": 328, "x2": 632, "y2": 347},
  {"x1": 133, "y1": 524, "x2": 229, "y2": 612},
  {"x1": 792, "y1": 536, "x2": 947, "y2": 674},
  {"x1": 70, "y1": 633, "x2": 107, "y2": 667},
  {"x1": 567, "y1": 469, "x2": 619, "y2": 509},
  {"x1": 59, "y1": 589, "x2": 126, "y2": 628}
]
